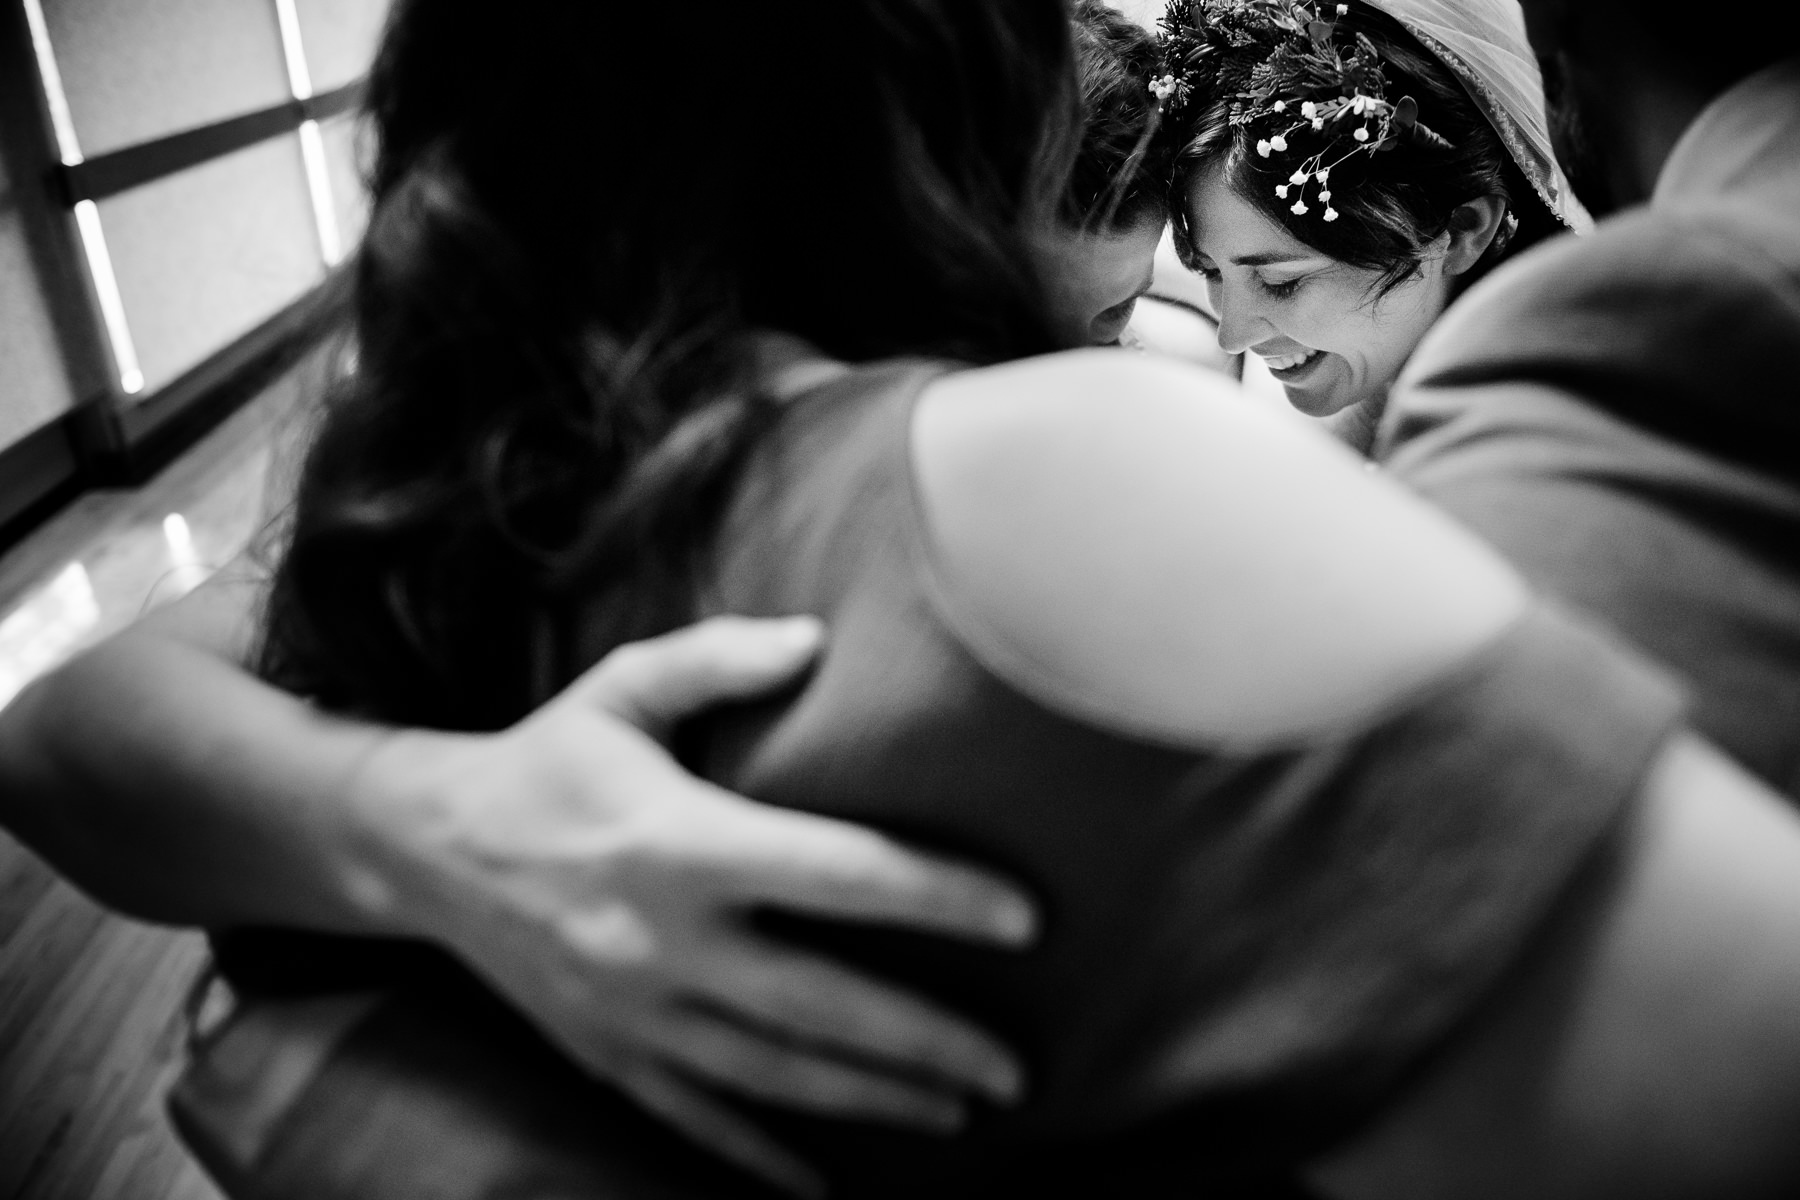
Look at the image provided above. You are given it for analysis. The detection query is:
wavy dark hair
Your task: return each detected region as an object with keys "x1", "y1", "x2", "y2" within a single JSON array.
[
  {"x1": 1064, "y1": 0, "x2": 1171, "y2": 231},
  {"x1": 260, "y1": 0, "x2": 1080, "y2": 730},
  {"x1": 1169, "y1": 1, "x2": 1558, "y2": 295}
]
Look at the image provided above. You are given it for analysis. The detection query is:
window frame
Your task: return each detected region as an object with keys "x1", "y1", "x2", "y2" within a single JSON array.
[{"x1": 0, "y1": 0, "x2": 371, "y2": 534}]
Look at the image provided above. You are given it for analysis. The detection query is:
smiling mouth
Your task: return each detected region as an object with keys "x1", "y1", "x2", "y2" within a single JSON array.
[{"x1": 1259, "y1": 347, "x2": 1320, "y2": 372}]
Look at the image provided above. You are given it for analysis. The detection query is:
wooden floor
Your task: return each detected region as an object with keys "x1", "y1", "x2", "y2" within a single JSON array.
[
  {"x1": 0, "y1": 370, "x2": 315, "y2": 1200},
  {"x1": 0, "y1": 860, "x2": 218, "y2": 1200}
]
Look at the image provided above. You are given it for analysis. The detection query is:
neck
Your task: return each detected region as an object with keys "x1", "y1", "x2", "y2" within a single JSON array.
[{"x1": 1323, "y1": 395, "x2": 1384, "y2": 458}]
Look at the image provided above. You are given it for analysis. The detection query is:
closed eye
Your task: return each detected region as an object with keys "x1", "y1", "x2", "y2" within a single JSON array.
[{"x1": 1196, "y1": 264, "x2": 1303, "y2": 300}]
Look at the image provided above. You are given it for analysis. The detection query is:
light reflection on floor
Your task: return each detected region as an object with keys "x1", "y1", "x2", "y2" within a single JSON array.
[
  {"x1": 0, "y1": 461, "x2": 271, "y2": 710},
  {"x1": 0, "y1": 563, "x2": 100, "y2": 708},
  {"x1": 0, "y1": 380, "x2": 301, "y2": 712}
]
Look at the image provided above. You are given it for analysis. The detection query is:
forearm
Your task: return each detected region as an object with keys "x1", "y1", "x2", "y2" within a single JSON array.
[
  {"x1": 2, "y1": 603, "x2": 1041, "y2": 1170},
  {"x1": 0, "y1": 628, "x2": 401, "y2": 936}
]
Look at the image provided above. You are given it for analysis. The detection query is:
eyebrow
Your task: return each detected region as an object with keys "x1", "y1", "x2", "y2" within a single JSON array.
[{"x1": 1230, "y1": 252, "x2": 1320, "y2": 267}]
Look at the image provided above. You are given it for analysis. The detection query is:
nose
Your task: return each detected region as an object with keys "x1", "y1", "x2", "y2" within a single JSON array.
[{"x1": 1211, "y1": 279, "x2": 1271, "y2": 356}]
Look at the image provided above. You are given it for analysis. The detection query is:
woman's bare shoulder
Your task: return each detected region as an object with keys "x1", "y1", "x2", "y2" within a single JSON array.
[{"x1": 911, "y1": 351, "x2": 1529, "y2": 747}]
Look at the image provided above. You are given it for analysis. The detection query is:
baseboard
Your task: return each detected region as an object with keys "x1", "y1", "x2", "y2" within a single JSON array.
[
  {"x1": 0, "y1": 273, "x2": 354, "y2": 562},
  {"x1": 0, "y1": 417, "x2": 84, "y2": 557}
]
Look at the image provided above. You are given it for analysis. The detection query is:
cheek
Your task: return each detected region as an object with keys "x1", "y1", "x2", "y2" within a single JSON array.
[
  {"x1": 1044, "y1": 288, "x2": 1099, "y2": 349},
  {"x1": 1361, "y1": 286, "x2": 1445, "y2": 372},
  {"x1": 1278, "y1": 291, "x2": 1355, "y2": 350}
]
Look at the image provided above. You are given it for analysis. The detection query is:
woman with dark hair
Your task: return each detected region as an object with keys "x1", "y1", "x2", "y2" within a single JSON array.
[
  {"x1": 1161, "y1": 0, "x2": 1587, "y2": 450},
  {"x1": 6, "y1": 1, "x2": 1800, "y2": 1199},
  {"x1": 1039, "y1": 0, "x2": 1173, "y2": 346},
  {"x1": 1047, "y1": 2, "x2": 1231, "y2": 368}
]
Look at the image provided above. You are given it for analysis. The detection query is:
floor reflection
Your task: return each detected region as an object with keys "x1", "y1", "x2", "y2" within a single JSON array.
[
  {"x1": 0, "y1": 563, "x2": 100, "y2": 708},
  {"x1": 0, "y1": 375, "x2": 302, "y2": 712}
]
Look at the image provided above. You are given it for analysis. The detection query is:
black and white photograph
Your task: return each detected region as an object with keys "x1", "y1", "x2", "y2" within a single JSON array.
[{"x1": 2, "y1": 1, "x2": 1797, "y2": 1196}]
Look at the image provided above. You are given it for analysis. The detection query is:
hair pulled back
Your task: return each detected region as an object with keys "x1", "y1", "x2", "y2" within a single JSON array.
[
  {"x1": 261, "y1": 0, "x2": 1079, "y2": 729},
  {"x1": 1169, "y1": 1, "x2": 1557, "y2": 293}
]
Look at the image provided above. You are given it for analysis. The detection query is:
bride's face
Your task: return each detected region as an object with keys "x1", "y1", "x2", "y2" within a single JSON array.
[{"x1": 1184, "y1": 165, "x2": 1454, "y2": 418}]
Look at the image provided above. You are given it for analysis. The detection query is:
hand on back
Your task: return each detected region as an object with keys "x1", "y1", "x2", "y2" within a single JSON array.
[{"x1": 344, "y1": 615, "x2": 1036, "y2": 1196}]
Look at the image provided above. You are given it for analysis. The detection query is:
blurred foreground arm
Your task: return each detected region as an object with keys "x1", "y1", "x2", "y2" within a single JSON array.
[
  {"x1": 0, "y1": 574, "x2": 1034, "y2": 1195},
  {"x1": 1310, "y1": 733, "x2": 1800, "y2": 1200}
]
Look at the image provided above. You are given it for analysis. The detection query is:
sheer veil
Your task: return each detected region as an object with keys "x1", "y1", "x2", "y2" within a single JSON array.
[{"x1": 1364, "y1": 0, "x2": 1592, "y2": 230}]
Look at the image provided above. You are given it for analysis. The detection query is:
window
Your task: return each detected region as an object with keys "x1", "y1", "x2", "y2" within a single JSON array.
[{"x1": 20, "y1": 0, "x2": 386, "y2": 398}]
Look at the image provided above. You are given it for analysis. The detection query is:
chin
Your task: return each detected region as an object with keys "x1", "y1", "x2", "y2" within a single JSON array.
[{"x1": 1281, "y1": 386, "x2": 1360, "y2": 419}]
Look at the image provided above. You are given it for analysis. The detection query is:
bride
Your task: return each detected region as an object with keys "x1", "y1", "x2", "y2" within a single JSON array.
[
  {"x1": 4, "y1": 2, "x2": 1800, "y2": 1197},
  {"x1": 1159, "y1": 0, "x2": 1587, "y2": 451}
]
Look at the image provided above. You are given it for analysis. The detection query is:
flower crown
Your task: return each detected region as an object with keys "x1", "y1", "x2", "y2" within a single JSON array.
[{"x1": 1152, "y1": 0, "x2": 1454, "y2": 223}]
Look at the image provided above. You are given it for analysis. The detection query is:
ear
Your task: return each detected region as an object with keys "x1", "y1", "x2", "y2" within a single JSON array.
[{"x1": 1441, "y1": 195, "x2": 1511, "y2": 277}]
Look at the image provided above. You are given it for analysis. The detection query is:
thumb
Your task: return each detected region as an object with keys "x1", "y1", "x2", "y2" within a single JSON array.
[{"x1": 568, "y1": 615, "x2": 825, "y2": 737}]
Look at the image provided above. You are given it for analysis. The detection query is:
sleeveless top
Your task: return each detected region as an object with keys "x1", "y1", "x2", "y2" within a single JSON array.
[{"x1": 677, "y1": 358, "x2": 1683, "y2": 1191}]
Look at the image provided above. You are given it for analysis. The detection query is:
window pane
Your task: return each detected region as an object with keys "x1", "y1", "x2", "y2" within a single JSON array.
[
  {"x1": 42, "y1": 0, "x2": 292, "y2": 157},
  {"x1": 319, "y1": 112, "x2": 371, "y2": 251},
  {"x1": 293, "y1": 0, "x2": 392, "y2": 94},
  {"x1": 0, "y1": 210, "x2": 79, "y2": 445},
  {"x1": 98, "y1": 135, "x2": 323, "y2": 395}
]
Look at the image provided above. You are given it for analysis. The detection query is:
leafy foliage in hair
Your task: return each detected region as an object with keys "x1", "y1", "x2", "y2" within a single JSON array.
[{"x1": 1156, "y1": 0, "x2": 1450, "y2": 149}]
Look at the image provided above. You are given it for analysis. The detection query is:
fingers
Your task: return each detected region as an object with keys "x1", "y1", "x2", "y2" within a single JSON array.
[
  {"x1": 699, "y1": 801, "x2": 1038, "y2": 949},
  {"x1": 613, "y1": 1058, "x2": 828, "y2": 1200},
  {"x1": 644, "y1": 1009, "x2": 970, "y2": 1133},
  {"x1": 574, "y1": 615, "x2": 825, "y2": 737},
  {"x1": 712, "y1": 943, "x2": 1023, "y2": 1104}
]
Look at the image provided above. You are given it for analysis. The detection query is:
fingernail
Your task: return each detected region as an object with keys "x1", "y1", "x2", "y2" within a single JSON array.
[
  {"x1": 982, "y1": 1059, "x2": 1025, "y2": 1104},
  {"x1": 775, "y1": 615, "x2": 824, "y2": 649},
  {"x1": 992, "y1": 896, "x2": 1037, "y2": 944}
]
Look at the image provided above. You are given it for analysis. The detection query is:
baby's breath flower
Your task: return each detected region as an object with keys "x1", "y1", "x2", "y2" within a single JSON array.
[{"x1": 1151, "y1": 0, "x2": 1426, "y2": 233}]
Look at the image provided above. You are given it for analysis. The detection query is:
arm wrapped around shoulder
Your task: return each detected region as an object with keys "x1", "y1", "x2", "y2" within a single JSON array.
[
  {"x1": 705, "y1": 596, "x2": 1685, "y2": 1189},
  {"x1": 1099, "y1": 602, "x2": 1687, "y2": 1173},
  {"x1": 693, "y1": 355, "x2": 1692, "y2": 1187}
]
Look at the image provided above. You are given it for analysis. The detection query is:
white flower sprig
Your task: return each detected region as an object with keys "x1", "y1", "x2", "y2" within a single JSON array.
[{"x1": 1159, "y1": 0, "x2": 1457, "y2": 224}]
